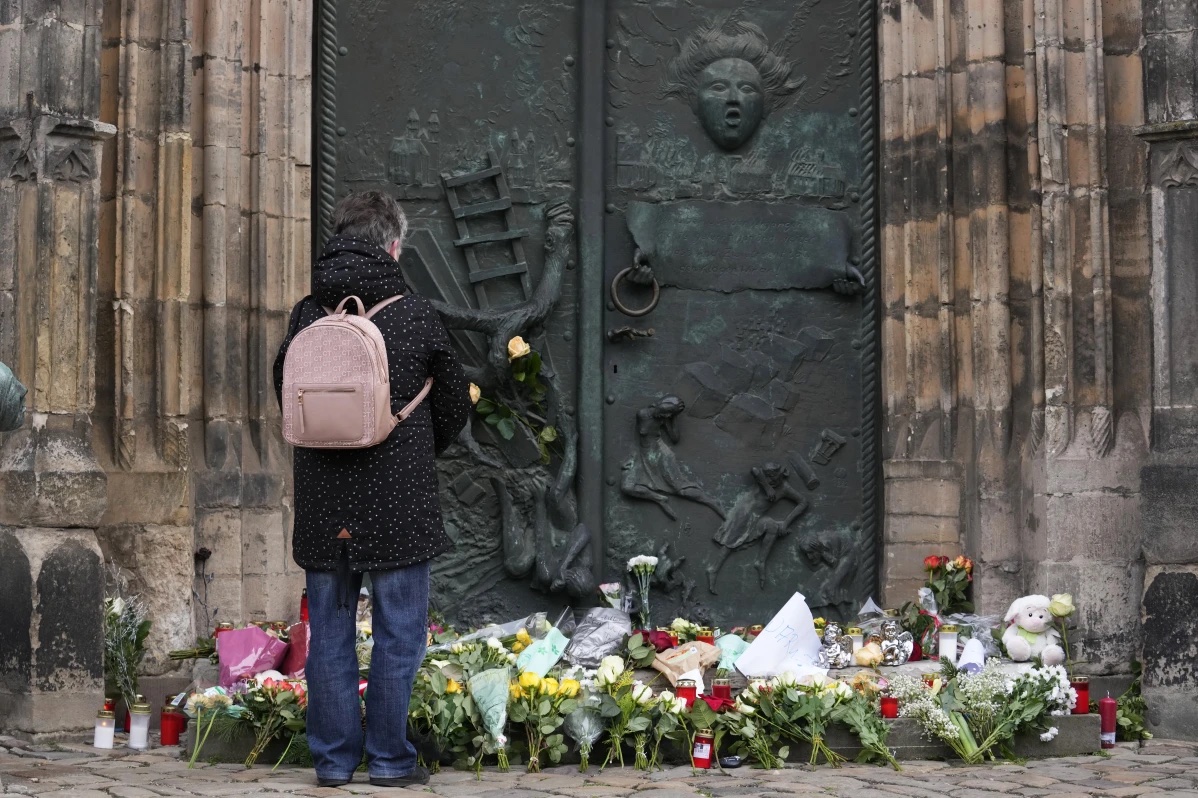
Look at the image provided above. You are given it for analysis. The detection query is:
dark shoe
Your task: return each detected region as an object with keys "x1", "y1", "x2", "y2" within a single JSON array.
[
  {"x1": 317, "y1": 777, "x2": 351, "y2": 787},
  {"x1": 370, "y1": 766, "x2": 430, "y2": 787}
]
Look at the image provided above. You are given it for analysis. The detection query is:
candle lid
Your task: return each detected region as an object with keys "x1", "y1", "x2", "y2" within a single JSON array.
[
  {"x1": 97, "y1": 709, "x2": 115, "y2": 719},
  {"x1": 697, "y1": 728, "x2": 713, "y2": 736},
  {"x1": 883, "y1": 609, "x2": 900, "y2": 617},
  {"x1": 677, "y1": 679, "x2": 697, "y2": 687},
  {"x1": 162, "y1": 704, "x2": 182, "y2": 714},
  {"x1": 846, "y1": 627, "x2": 863, "y2": 635},
  {"x1": 940, "y1": 624, "x2": 960, "y2": 633},
  {"x1": 712, "y1": 678, "x2": 731, "y2": 685},
  {"x1": 131, "y1": 696, "x2": 152, "y2": 714},
  {"x1": 216, "y1": 622, "x2": 234, "y2": 629}
]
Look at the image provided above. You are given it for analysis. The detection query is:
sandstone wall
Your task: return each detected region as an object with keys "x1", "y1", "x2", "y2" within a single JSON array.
[
  {"x1": 92, "y1": 0, "x2": 312, "y2": 675},
  {"x1": 877, "y1": 0, "x2": 1152, "y2": 681}
]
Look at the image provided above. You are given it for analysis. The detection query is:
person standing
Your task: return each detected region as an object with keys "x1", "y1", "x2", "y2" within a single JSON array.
[{"x1": 274, "y1": 190, "x2": 470, "y2": 787}]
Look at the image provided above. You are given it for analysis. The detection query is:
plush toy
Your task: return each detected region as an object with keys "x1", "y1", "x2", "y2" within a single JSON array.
[{"x1": 1002, "y1": 595, "x2": 1066, "y2": 665}]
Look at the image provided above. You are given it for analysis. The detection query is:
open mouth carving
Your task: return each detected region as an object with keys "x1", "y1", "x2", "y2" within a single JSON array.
[{"x1": 724, "y1": 107, "x2": 742, "y2": 127}]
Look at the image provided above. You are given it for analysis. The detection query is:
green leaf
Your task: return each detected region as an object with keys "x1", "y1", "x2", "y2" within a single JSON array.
[
  {"x1": 539, "y1": 425, "x2": 558, "y2": 443},
  {"x1": 496, "y1": 417, "x2": 517, "y2": 440},
  {"x1": 485, "y1": 414, "x2": 502, "y2": 426},
  {"x1": 626, "y1": 716, "x2": 651, "y2": 733},
  {"x1": 475, "y1": 398, "x2": 496, "y2": 415}
]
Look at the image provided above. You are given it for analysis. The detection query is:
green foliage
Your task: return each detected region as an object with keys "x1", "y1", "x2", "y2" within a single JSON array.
[{"x1": 626, "y1": 634, "x2": 657, "y2": 669}]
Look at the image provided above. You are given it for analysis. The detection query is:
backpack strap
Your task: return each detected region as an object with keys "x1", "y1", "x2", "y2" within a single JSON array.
[
  {"x1": 365, "y1": 294, "x2": 407, "y2": 319},
  {"x1": 396, "y1": 378, "x2": 434, "y2": 422}
]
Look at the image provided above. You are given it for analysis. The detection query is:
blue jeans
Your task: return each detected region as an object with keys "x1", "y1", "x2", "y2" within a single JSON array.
[{"x1": 305, "y1": 562, "x2": 430, "y2": 780}]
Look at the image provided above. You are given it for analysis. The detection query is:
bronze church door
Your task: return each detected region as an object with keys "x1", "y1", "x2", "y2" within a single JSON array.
[{"x1": 315, "y1": 0, "x2": 878, "y2": 625}]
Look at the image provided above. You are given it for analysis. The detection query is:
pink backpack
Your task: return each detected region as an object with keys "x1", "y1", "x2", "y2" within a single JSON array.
[{"x1": 281, "y1": 295, "x2": 433, "y2": 449}]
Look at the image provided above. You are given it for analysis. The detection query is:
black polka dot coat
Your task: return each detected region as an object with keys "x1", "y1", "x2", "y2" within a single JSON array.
[{"x1": 273, "y1": 236, "x2": 471, "y2": 572}]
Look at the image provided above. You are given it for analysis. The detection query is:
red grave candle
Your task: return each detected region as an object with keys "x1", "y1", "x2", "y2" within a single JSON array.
[
  {"x1": 880, "y1": 696, "x2": 899, "y2": 718},
  {"x1": 1099, "y1": 694, "x2": 1118, "y2": 748}
]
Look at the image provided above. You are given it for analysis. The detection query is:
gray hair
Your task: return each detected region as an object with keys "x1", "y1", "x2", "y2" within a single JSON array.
[{"x1": 331, "y1": 190, "x2": 409, "y2": 250}]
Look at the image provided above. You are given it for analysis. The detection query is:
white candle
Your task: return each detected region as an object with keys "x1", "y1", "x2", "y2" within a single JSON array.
[
  {"x1": 939, "y1": 625, "x2": 960, "y2": 666},
  {"x1": 846, "y1": 627, "x2": 864, "y2": 652},
  {"x1": 128, "y1": 697, "x2": 152, "y2": 750},
  {"x1": 93, "y1": 711, "x2": 115, "y2": 749}
]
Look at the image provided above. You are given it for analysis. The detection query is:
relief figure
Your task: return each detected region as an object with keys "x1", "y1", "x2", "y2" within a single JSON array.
[
  {"x1": 799, "y1": 526, "x2": 856, "y2": 620},
  {"x1": 706, "y1": 462, "x2": 809, "y2": 593},
  {"x1": 621, "y1": 395, "x2": 725, "y2": 520},
  {"x1": 663, "y1": 21, "x2": 804, "y2": 151}
]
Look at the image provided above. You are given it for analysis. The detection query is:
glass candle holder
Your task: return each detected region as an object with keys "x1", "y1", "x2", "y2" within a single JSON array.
[
  {"x1": 1071, "y1": 677, "x2": 1090, "y2": 714},
  {"x1": 93, "y1": 710, "x2": 116, "y2": 749},
  {"x1": 938, "y1": 624, "x2": 959, "y2": 665},
  {"x1": 748, "y1": 625, "x2": 763, "y2": 640},
  {"x1": 160, "y1": 704, "x2": 185, "y2": 746},
  {"x1": 128, "y1": 696, "x2": 152, "y2": 750},
  {"x1": 697, "y1": 628, "x2": 715, "y2": 645},
  {"x1": 711, "y1": 678, "x2": 732, "y2": 700},
  {"x1": 880, "y1": 697, "x2": 899, "y2": 719},
  {"x1": 846, "y1": 627, "x2": 864, "y2": 652},
  {"x1": 676, "y1": 679, "x2": 698, "y2": 708}
]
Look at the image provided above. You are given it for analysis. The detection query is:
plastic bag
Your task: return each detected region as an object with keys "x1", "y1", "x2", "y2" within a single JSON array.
[
  {"x1": 563, "y1": 608, "x2": 631, "y2": 668},
  {"x1": 553, "y1": 607, "x2": 578, "y2": 638},
  {"x1": 516, "y1": 627, "x2": 569, "y2": 678},
  {"x1": 563, "y1": 687, "x2": 604, "y2": 771},
  {"x1": 944, "y1": 612, "x2": 1003, "y2": 657},
  {"x1": 281, "y1": 622, "x2": 308, "y2": 678},
  {"x1": 216, "y1": 626, "x2": 288, "y2": 688},
  {"x1": 715, "y1": 634, "x2": 749, "y2": 671},
  {"x1": 469, "y1": 667, "x2": 512, "y2": 769},
  {"x1": 427, "y1": 611, "x2": 549, "y2": 654}
]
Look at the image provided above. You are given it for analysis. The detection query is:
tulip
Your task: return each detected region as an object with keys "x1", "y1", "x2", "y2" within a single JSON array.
[
  {"x1": 1049, "y1": 593, "x2": 1075, "y2": 618},
  {"x1": 507, "y1": 336, "x2": 532, "y2": 360}
]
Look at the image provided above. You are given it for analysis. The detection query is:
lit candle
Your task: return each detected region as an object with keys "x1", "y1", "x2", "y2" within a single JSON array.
[
  {"x1": 938, "y1": 624, "x2": 959, "y2": 665},
  {"x1": 1071, "y1": 677, "x2": 1090, "y2": 714},
  {"x1": 846, "y1": 627, "x2": 864, "y2": 652},
  {"x1": 93, "y1": 709, "x2": 116, "y2": 749},
  {"x1": 697, "y1": 628, "x2": 715, "y2": 645},
  {"x1": 128, "y1": 696, "x2": 152, "y2": 750}
]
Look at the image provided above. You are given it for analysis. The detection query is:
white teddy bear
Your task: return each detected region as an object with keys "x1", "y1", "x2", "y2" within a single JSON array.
[{"x1": 1002, "y1": 595, "x2": 1066, "y2": 666}]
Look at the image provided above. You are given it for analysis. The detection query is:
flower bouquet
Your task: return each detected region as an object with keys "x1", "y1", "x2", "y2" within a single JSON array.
[
  {"x1": 923, "y1": 554, "x2": 974, "y2": 615},
  {"x1": 627, "y1": 555, "x2": 658, "y2": 629},
  {"x1": 469, "y1": 667, "x2": 512, "y2": 774},
  {"x1": 564, "y1": 685, "x2": 605, "y2": 772},
  {"x1": 595, "y1": 656, "x2": 654, "y2": 769},
  {"x1": 508, "y1": 672, "x2": 580, "y2": 772},
  {"x1": 240, "y1": 676, "x2": 307, "y2": 767},
  {"x1": 184, "y1": 688, "x2": 235, "y2": 768}
]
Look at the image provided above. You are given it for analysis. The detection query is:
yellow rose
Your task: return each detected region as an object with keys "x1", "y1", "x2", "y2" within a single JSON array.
[
  {"x1": 519, "y1": 671, "x2": 541, "y2": 691},
  {"x1": 507, "y1": 336, "x2": 532, "y2": 360},
  {"x1": 854, "y1": 642, "x2": 883, "y2": 667},
  {"x1": 559, "y1": 678, "x2": 581, "y2": 698},
  {"x1": 512, "y1": 641, "x2": 526, "y2": 654},
  {"x1": 509, "y1": 682, "x2": 524, "y2": 701},
  {"x1": 541, "y1": 677, "x2": 559, "y2": 696},
  {"x1": 445, "y1": 679, "x2": 461, "y2": 695},
  {"x1": 516, "y1": 628, "x2": 533, "y2": 646},
  {"x1": 469, "y1": 383, "x2": 482, "y2": 405},
  {"x1": 1049, "y1": 593, "x2": 1075, "y2": 618}
]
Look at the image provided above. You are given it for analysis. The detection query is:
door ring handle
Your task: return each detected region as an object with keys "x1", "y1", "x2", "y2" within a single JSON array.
[{"x1": 610, "y1": 267, "x2": 660, "y2": 317}]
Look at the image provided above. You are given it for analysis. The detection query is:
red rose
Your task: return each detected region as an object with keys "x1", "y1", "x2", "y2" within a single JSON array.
[{"x1": 923, "y1": 555, "x2": 942, "y2": 571}]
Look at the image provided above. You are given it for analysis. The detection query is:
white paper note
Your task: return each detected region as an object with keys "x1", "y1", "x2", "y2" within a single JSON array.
[{"x1": 735, "y1": 592, "x2": 824, "y2": 678}]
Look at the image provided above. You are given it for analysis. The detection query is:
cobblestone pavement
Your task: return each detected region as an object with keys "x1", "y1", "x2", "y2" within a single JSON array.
[{"x1": 2, "y1": 738, "x2": 1197, "y2": 798}]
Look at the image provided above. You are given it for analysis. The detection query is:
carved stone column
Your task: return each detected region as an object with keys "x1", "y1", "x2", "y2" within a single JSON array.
[
  {"x1": 1138, "y1": 0, "x2": 1198, "y2": 741},
  {"x1": 0, "y1": 0, "x2": 112, "y2": 732}
]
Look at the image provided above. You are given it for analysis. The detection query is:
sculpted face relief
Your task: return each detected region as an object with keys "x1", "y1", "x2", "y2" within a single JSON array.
[{"x1": 696, "y1": 58, "x2": 764, "y2": 150}]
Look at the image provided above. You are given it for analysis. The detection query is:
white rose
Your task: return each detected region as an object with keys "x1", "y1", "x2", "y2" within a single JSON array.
[
  {"x1": 657, "y1": 690, "x2": 676, "y2": 706},
  {"x1": 735, "y1": 699, "x2": 755, "y2": 715},
  {"x1": 108, "y1": 597, "x2": 126, "y2": 618},
  {"x1": 631, "y1": 681, "x2": 653, "y2": 705},
  {"x1": 826, "y1": 681, "x2": 854, "y2": 700},
  {"x1": 596, "y1": 655, "x2": 625, "y2": 687},
  {"x1": 486, "y1": 637, "x2": 503, "y2": 651}
]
